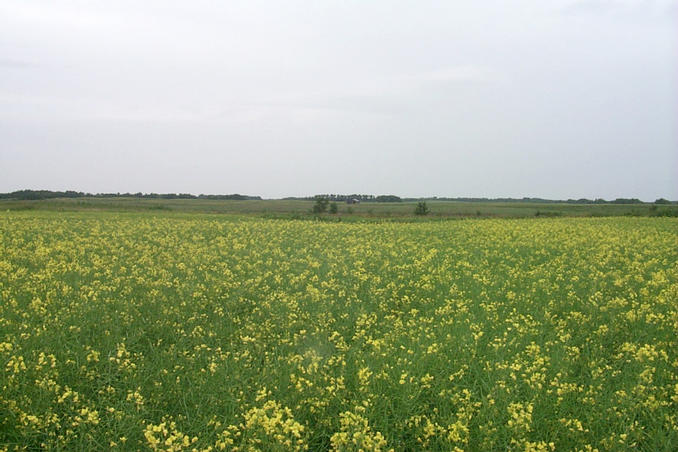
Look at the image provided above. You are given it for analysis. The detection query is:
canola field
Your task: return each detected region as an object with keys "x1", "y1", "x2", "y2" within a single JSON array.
[{"x1": 1, "y1": 212, "x2": 677, "y2": 451}]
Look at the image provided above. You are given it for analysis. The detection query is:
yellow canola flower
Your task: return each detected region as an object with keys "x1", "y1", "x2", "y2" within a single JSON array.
[{"x1": 330, "y1": 411, "x2": 392, "y2": 452}]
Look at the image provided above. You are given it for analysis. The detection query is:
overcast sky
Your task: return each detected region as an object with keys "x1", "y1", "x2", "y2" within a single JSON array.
[{"x1": 1, "y1": 0, "x2": 676, "y2": 200}]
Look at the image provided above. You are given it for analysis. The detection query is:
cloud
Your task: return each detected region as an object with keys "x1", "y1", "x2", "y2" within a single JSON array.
[
  {"x1": 563, "y1": 0, "x2": 623, "y2": 14},
  {"x1": 562, "y1": 0, "x2": 678, "y2": 18},
  {"x1": 403, "y1": 65, "x2": 497, "y2": 84},
  {"x1": 0, "y1": 58, "x2": 35, "y2": 68}
]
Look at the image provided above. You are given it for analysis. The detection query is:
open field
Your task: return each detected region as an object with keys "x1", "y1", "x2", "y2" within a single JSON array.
[
  {"x1": 1, "y1": 197, "x2": 677, "y2": 219},
  {"x1": 1, "y1": 211, "x2": 677, "y2": 450}
]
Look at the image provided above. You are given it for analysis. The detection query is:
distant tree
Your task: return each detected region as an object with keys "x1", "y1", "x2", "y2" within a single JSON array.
[
  {"x1": 612, "y1": 198, "x2": 643, "y2": 204},
  {"x1": 375, "y1": 195, "x2": 402, "y2": 203},
  {"x1": 414, "y1": 201, "x2": 430, "y2": 216},
  {"x1": 655, "y1": 198, "x2": 670, "y2": 204},
  {"x1": 312, "y1": 196, "x2": 329, "y2": 214},
  {"x1": 329, "y1": 202, "x2": 338, "y2": 214}
]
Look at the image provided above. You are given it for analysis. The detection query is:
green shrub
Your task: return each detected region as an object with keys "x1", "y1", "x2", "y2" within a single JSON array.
[
  {"x1": 414, "y1": 201, "x2": 429, "y2": 216},
  {"x1": 312, "y1": 196, "x2": 329, "y2": 214}
]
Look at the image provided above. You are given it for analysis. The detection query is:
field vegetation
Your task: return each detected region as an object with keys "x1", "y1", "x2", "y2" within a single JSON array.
[
  {"x1": 1, "y1": 197, "x2": 676, "y2": 219},
  {"x1": 0, "y1": 211, "x2": 677, "y2": 450}
]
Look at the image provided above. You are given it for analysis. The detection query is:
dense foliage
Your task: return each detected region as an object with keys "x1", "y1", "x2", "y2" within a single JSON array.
[{"x1": 0, "y1": 190, "x2": 261, "y2": 201}]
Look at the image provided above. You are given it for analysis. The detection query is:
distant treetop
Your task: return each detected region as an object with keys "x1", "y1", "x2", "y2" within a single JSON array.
[{"x1": 0, "y1": 190, "x2": 262, "y2": 201}]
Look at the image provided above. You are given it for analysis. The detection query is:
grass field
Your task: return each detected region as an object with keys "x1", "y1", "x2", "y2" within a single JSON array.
[
  {"x1": 1, "y1": 197, "x2": 677, "y2": 219},
  {"x1": 1, "y1": 211, "x2": 677, "y2": 451}
]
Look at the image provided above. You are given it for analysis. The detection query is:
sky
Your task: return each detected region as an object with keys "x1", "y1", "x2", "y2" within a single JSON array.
[{"x1": 1, "y1": 0, "x2": 676, "y2": 200}]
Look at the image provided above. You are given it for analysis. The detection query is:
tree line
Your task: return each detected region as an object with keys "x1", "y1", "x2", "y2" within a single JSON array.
[
  {"x1": 401, "y1": 197, "x2": 675, "y2": 204},
  {"x1": 0, "y1": 190, "x2": 261, "y2": 201},
  {"x1": 289, "y1": 194, "x2": 676, "y2": 204},
  {"x1": 285, "y1": 194, "x2": 403, "y2": 202},
  {"x1": 1, "y1": 190, "x2": 674, "y2": 204}
]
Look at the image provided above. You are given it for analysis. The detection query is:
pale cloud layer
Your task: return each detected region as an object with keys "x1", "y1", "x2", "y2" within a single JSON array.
[{"x1": 1, "y1": 0, "x2": 676, "y2": 199}]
